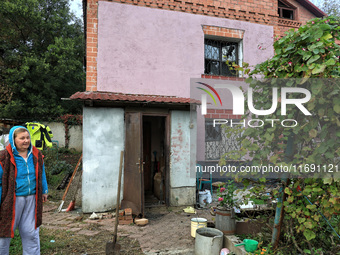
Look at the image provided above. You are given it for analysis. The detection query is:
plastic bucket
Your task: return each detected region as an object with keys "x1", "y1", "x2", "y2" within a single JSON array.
[
  {"x1": 195, "y1": 227, "x2": 223, "y2": 255},
  {"x1": 198, "y1": 191, "x2": 208, "y2": 207},
  {"x1": 191, "y1": 218, "x2": 207, "y2": 238}
]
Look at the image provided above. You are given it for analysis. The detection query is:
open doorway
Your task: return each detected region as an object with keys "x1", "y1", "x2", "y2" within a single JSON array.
[
  {"x1": 143, "y1": 116, "x2": 167, "y2": 207},
  {"x1": 123, "y1": 112, "x2": 169, "y2": 216}
]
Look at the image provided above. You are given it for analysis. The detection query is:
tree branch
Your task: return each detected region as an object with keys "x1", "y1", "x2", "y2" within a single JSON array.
[
  {"x1": 288, "y1": 220, "x2": 304, "y2": 254},
  {"x1": 306, "y1": 240, "x2": 314, "y2": 255}
]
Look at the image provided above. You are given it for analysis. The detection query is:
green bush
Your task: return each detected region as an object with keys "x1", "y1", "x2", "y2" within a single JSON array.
[{"x1": 49, "y1": 160, "x2": 73, "y2": 175}]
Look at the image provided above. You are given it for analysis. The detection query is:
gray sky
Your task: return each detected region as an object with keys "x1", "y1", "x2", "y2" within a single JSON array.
[
  {"x1": 69, "y1": 0, "x2": 82, "y2": 19},
  {"x1": 309, "y1": 0, "x2": 323, "y2": 8}
]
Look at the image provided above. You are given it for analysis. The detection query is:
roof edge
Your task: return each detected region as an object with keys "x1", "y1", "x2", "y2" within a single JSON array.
[{"x1": 295, "y1": 0, "x2": 326, "y2": 17}]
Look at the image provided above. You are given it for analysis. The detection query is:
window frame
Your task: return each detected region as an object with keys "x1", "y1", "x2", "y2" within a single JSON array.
[
  {"x1": 278, "y1": 0, "x2": 296, "y2": 20},
  {"x1": 204, "y1": 38, "x2": 241, "y2": 77},
  {"x1": 204, "y1": 118, "x2": 244, "y2": 161},
  {"x1": 205, "y1": 119, "x2": 222, "y2": 142}
]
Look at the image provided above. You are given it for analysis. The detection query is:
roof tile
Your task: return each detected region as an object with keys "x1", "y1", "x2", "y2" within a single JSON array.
[{"x1": 70, "y1": 91, "x2": 199, "y2": 105}]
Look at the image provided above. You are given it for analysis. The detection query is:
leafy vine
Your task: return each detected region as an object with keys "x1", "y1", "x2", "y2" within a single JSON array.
[
  {"x1": 58, "y1": 114, "x2": 82, "y2": 148},
  {"x1": 221, "y1": 16, "x2": 340, "y2": 253}
]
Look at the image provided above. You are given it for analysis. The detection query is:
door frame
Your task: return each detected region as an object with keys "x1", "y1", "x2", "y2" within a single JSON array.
[
  {"x1": 142, "y1": 112, "x2": 170, "y2": 207},
  {"x1": 122, "y1": 110, "x2": 170, "y2": 216}
]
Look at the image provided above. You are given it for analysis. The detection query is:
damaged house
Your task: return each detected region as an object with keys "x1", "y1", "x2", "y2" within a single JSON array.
[{"x1": 70, "y1": 0, "x2": 324, "y2": 214}]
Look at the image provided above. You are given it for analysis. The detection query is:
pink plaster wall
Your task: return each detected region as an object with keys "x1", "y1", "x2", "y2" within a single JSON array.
[{"x1": 97, "y1": 2, "x2": 274, "y2": 97}]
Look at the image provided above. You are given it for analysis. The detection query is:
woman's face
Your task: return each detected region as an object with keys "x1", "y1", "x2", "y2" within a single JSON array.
[{"x1": 14, "y1": 131, "x2": 30, "y2": 152}]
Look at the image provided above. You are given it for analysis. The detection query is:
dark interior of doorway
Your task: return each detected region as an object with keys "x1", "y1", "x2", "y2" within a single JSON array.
[{"x1": 143, "y1": 116, "x2": 166, "y2": 207}]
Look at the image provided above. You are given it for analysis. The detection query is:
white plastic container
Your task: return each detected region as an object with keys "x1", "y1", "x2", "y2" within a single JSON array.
[{"x1": 198, "y1": 191, "x2": 208, "y2": 207}]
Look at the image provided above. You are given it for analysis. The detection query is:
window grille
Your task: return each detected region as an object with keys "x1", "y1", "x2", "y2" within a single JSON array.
[
  {"x1": 205, "y1": 119, "x2": 243, "y2": 160},
  {"x1": 204, "y1": 39, "x2": 238, "y2": 77}
]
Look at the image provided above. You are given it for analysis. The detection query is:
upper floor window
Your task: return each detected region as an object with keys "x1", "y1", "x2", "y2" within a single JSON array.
[
  {"x1": 204, "y1": 38, "x2": 239, "y2": 77},
  {"x1": 278, "y1": 0, "x2": 295, "y2": 20}
]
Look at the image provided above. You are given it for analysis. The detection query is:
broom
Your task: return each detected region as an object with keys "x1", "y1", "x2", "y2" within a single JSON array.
[
  {"x1": 66, "y1": 168, "x2": 82, "y2": 212},
  {"x1": 57, "y1": 154, "x2": 82, "y2": 212}
]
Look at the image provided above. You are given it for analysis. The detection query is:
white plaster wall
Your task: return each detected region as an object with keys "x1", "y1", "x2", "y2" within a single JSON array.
[
  {"x1": 82, "y1": 107, "x2": 124, "y2": 213},
  {"x1": 170, "y1": 111, "x2": 196, "y2": 188},
  {"x1": 69, "y1": 125, "x2": 82, "y2": 151},
  {"x1": 43, "y1": 122, "x2": 82, "y2": 151}
]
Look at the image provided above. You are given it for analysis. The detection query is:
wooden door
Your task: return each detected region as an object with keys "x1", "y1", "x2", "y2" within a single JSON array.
[{"x1": 122, "y1": 112, "x2": 144, "y2": 216}]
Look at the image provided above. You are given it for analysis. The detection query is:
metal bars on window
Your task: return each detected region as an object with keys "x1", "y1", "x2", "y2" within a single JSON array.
[
  {"x1": 204, "y1": 39, "x2": 238, "y2": 77},
  {"x1": 205, "y1": 120, "x2": 242, "y2": 160}
]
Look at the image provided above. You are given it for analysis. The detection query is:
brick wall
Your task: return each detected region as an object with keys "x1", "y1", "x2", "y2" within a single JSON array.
[
  {"x1": 103, "y1": 0, "x2": 278, "y2": 25},
  {"x1": 276, "y1": 0, "x2": 318, "y2": 37},
  {"x1": 86, "y1": 0, "x2": 98, "y2": 91},
  {"x1": 295, "y1": 0, "x2": 318, "y2": 23},
  {"x1": 203, "y1": 25, "x2": 244, "y2": 39},
  {"x1": 85, "y1": 0, "x2": 321, "y2": 92},
  {"x1": 201, "y1": 74, "x2": 245, "y2": 81},
  {"x1": 205, "y1": 109, "x2": 242, "y2": 120}
]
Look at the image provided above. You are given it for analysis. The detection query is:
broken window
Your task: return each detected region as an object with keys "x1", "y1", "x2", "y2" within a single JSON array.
[
  {"x1": 205, "y1": 120, "x2": 222, "y2": 142},
  {"x1": 204, "y1": 39, "x2": 239, "y2": 77},
  {"x1": 278, "y1": 0, "x2": 295, "y2": 20}
]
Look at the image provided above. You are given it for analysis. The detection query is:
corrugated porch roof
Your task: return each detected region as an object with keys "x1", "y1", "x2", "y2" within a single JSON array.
[{"x1": 70, "y1": 91, "x2": 200, "y2": 105}]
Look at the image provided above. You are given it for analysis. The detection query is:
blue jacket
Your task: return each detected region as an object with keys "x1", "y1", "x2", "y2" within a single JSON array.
[{"x1": 0, "y1": 126, "x2": 48, "y2": 204}]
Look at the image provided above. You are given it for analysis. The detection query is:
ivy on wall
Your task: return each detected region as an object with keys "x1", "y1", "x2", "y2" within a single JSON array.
[
  {"x1": 221, "y1": 16, "x2": 340, "y2": 253},
  {"x1": 58, "y1": 114, "x2": 82, "y2": 148}
]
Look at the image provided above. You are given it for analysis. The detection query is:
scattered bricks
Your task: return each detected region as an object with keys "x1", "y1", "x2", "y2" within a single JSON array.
[
  {"x1": 117, "y1": 208, "x2": 134, "y2": 224},
  {"x1": 124, "y1": 208, "x2": 132, "y2": 216}
]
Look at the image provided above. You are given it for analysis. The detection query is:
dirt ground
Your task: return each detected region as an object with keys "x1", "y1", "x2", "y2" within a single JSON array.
[
  {"x1": 40, "y1": 201, "x2": 215, "y2": 255},
  {"x1": 39, "y1": 152, "x2": 216, "y2": 255}
]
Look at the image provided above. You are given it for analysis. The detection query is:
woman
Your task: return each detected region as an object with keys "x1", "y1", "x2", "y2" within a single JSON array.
[{"x1": 0, "y1": 126, "x2": 48, "y2": 255}]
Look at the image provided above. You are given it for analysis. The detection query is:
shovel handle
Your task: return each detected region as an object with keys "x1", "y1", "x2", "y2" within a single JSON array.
[
  {"x1": 61, "y1": 154, "x2": 82, "y2": 200},
  {"x1": 235, "y1": 243, "x2": 245, "y2": 247},
  {"x1": 114, "y1": 151, "x2": 124, "y2": 242}
]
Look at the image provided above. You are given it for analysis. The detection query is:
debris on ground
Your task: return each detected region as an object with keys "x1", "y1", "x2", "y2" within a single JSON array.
[{"x1": 183, "y1": 206, "x2": 196, "y2": 214}]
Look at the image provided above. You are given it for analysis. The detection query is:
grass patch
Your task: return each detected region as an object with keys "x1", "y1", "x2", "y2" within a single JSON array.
[
  {"x1": 9, "y1": 228, "x2": 55, "y2": 255},
  {"x1": 9, "y1": 230, "x2": 22, "y2": 254}
]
